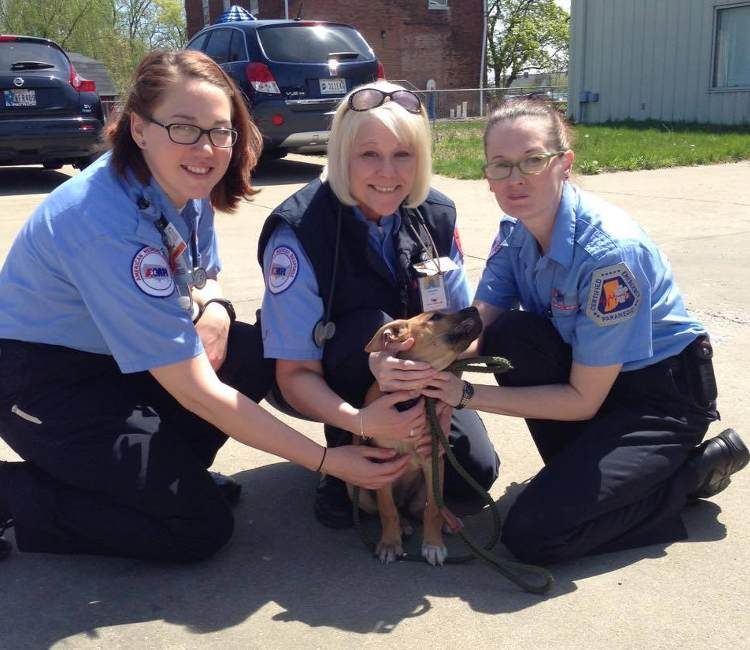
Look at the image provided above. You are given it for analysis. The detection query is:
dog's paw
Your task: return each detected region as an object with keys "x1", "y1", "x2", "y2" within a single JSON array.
[
  {"x1": 376, "y1": 540, "x2": 404, "y2": 564},
  {"x1": 422, "y1": 543, "x2": 448, "y2": 566}
]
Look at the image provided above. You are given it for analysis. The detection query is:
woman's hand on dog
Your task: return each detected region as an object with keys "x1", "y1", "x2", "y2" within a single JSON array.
[
  {"x1": 421, "y1": 372, "x2": 464, "y2": 408},
  {"x1": 362, "y1": 390, "x2": 428, "y2": 442},
  {"x1": 325, "y1": 446, "x2": 412, "y2": 489},
  {"x1": 368, "y1": 338, "x2": 439, "y2": 392}
]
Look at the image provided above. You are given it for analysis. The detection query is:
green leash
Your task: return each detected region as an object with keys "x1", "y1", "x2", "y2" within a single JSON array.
[{"x1": 353, "y1": 355, "x2": 555, "y2": 595}]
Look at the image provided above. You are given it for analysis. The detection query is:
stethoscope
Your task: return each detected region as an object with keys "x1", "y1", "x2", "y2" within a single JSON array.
[
  {"x1": 137, "y1": 196, "x2": 207, "y2": 316},
  {"x1": 312, "y1": 203, "x2": 439, "y2": 348}
]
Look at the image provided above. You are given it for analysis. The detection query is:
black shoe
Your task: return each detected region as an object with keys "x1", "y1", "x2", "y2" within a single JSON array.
[
  {"x1": 209, "y1": 471, "x2": 242, "y2": 506},
  {"x1": 687, "y1": 429, "x2": 749, "y2": 500},
  {"x1": 313, "y1": 475, "x2": 353, "y2": 529}
]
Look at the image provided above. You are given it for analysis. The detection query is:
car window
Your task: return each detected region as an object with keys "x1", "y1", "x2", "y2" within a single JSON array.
[
  {"x1": 0, "y1": 41, "x2": 68, "y2": 71},
  {"x1": 228, "y1": 30, "x2": 246, "y2": 62},
  {"x1": 204, "y1": 29, "x2": 232, "y2": 64},
  {"x1": 257, "y1": 24, "x2": 373, "y2": 63},
  {"x1": 187, "y1": 32, "x2": 209, "y2": 52}
]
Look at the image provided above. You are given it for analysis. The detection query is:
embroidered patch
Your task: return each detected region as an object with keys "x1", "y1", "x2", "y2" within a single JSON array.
[
  {"x1": 132, "y1": 246, "x2": 174, "y2": 297},
  {"x1": 550, "y1": 288, "x2": 578, "y2": 312},
  {"x1": 586, "y1": 262, "x2": 641, "y2": 326},
  {"x1": 268, "y1": 246, "x2": 299, "y2": 294}
]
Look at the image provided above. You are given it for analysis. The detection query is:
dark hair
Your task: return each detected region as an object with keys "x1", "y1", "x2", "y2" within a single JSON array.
[
  {"x1": 105, "y1": 49, "x2": 261, "y2": 212},
  {"x1": 483, "y1": 100, "x2": 574, "y2": 155}
]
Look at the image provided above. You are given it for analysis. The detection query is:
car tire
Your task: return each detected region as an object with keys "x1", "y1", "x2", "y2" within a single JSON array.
[
  {"x1": 43, "y1": 161, "x2": 63, "y2": 170},
  {"x1": 74, "y1": 154, "x2": 98, "y2": 170}
]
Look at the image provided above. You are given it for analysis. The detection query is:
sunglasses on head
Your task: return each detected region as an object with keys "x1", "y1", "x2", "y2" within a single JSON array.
[{"x1": 348, "y1": 88, "x2": 422, "y2": 114}]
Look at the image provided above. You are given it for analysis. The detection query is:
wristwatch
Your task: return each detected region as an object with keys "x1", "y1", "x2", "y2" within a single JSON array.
[
  {"x1": 195, "y1": 298, "x2": 236, "y2": 325},
  {"x1": 455, "y1": 380, "x2": 474, "y2": 410}
]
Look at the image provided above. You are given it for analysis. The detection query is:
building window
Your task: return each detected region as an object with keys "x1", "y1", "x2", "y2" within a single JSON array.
[
  {"x1": 428, "y1": 0, "x2": 449, "y2": 9},
  {"x1": 713, "y1": 3, "x2": 750, "y2": 88}
]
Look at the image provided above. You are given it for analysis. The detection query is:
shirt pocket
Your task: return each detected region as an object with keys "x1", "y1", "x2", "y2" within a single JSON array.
[{"x1": 550, "y1": 294, "x2": 579, "y2": 343}]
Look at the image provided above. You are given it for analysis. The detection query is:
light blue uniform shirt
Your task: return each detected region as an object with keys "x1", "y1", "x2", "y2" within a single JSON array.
[
  {"x1": 475, "y1": 183, "x2": 704, "y2": 371},
  {"x1": 0, "y1": 152, "x2": 221, "y2": 373},
  {"x1": 262, "y1": 207, "x2": 472, "y2": 360}
]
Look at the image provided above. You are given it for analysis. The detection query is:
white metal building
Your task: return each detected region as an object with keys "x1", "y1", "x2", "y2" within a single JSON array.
[{"x1": 568, "y1": 0, "x2": 750, "y2": 124}]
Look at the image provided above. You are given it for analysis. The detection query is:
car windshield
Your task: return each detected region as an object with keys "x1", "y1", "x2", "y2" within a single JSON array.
[
  {"x1": 0, "y1": 42, "x2": 68, "y2": 72},
  {"x1": 257, "y1": 24, "x2": 373, "y2": 63}
]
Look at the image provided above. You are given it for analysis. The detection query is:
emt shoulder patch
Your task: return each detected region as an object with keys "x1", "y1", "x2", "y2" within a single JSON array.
[
  {"x1": 585, "y1": 262, "x2": 641, "y2": 326},
  {"x1": 268, "y1": 246, "x2": 299, "y2": 294},
  {"x1": 132, "y1": 246, "x2": 174, "y2": 297}
]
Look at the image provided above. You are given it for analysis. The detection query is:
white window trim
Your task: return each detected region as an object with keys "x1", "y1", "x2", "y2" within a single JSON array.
[
  {"x1": 428, "y1": 0, "x2": 449, "y2": 10},
  {"x1": 711, "y1": 1, "x2": 750, "y2": 91}
]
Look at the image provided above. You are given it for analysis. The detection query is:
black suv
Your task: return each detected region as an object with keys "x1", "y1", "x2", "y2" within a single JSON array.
[
  {"x1": 0, "y1": 35, "x2": 104, "y2": 170},
  {"x1": 186, "y1": 19, "x2": 382, "y2": 156}
]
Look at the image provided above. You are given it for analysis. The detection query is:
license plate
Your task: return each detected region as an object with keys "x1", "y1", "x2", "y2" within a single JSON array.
[
  {"x1": 3, "y1": 89, "x2": 36, "y2": 107},
  {"x1": 319, "y1": 78, "x2": 346, "y2": 95}
]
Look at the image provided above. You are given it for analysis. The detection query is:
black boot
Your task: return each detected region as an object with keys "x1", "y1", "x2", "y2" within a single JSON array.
[
  {"x1": 687, "y1": 429, "x2": 749, "y2": 500},
  {"x1": 209, "y1": 471, "x2": 242, "y2": 506},
  {"x1": 313, "y1": 474, "x2": 353, "y2": 529}
]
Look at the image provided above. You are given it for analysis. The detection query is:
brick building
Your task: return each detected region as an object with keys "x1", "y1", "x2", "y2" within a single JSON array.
[{"x1": 184, "y1": 1, "x2": 484, "y2": 92}]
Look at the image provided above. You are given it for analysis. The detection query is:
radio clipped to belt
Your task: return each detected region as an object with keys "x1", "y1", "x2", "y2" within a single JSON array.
[{"x1": 682, "y1": 334, "x2": 718, "y2": 407}]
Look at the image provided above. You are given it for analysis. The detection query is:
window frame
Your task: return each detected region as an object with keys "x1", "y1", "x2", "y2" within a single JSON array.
[{"x1": 711, "y1": 1, "x2": 750, "y2": 92}]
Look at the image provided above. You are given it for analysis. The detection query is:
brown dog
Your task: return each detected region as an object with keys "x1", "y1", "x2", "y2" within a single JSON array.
[{"x1": 355, "y1": 306, "x2": 482, "y2": 565}]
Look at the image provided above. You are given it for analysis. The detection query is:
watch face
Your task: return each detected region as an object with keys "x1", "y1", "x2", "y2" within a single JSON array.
[{"x1": 192, "y1": 267, "x2": 208, "y2": 289}]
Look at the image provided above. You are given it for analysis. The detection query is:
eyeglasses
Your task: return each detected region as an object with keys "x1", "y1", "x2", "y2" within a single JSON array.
[
  {"x1": 147, "y1": 116, "x2": 238, "y2": 148},
  {"x1": 482, "y1": 151, "x2": 565, "y2": 180},
  {"x1": 348, "y1": 88, "x2": 422, "y2": 114}
]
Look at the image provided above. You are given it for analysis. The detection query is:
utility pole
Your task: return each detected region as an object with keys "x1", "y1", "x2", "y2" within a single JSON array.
[
  {"x1": 480, "y1": 0, "x2": 488, "y2": 117},
  {"x1": 284, "y1": 0, "x2": 289, "y2": 19}
]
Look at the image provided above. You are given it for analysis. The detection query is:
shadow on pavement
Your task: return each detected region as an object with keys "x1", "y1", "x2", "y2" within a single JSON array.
[
  {"x1": 251, "y1": 156, "x2": 323, "y2": 187},
  {"x1": 0, "y1": 463, "x2": 729, "y2": 645},
  {"x1": 0, "y1": 166, "x2": 73, "y2": 196}
]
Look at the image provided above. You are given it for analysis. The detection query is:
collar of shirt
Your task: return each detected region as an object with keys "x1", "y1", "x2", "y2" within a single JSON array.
[{"x1": 546, "y1": 182, "x2": 578, "y2": 270}]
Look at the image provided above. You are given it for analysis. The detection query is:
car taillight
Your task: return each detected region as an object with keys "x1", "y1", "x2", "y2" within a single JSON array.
[
  {"x1": 245, "y1": 63, "x2": 280, "y2": 94},
  {"x1": 69, "y1": 64, "x2": 96, "y2": 93},
  {"x1": 376, "y1": 61, "x2": 385, "y2": 80},
  {"x1": 0, "y1": 35, "x2": 18, "y2": 42}
]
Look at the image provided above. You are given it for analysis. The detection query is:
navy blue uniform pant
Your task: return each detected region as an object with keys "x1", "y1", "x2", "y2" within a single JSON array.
[
  {"x1": 481, "y1": 311, "x2": 719, "y2": 565},
  {"x1": 0, "y1": 321, "x2": 274, "y2": 561},
  {"x1": 268, "y1": 308, "x2": 500, "y2": 497}
]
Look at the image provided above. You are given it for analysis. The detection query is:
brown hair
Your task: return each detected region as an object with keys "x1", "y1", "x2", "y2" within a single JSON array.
[
  {"x1": 105, "y1": 49, "x2": 261, "y2": 212},
  {"x1": 483, "y1": 100, "x2": 575, "y2": 156}
]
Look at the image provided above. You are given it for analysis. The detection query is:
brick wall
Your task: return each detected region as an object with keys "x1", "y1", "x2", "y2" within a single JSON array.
[{"x1": 184, "y1": 0, "x2": 484, "y2": 92}]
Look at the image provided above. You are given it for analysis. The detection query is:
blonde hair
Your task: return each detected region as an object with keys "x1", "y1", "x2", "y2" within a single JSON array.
[{"x1": 323, "y1": 80, "x2": 432, "y2": 208}]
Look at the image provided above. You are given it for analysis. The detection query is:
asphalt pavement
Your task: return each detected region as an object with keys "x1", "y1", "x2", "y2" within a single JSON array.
[{"x1": 0, "y1": 156, "x2": 748, "y2": 649}]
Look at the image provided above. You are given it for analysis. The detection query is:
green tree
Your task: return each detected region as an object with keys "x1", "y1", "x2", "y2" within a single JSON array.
[{"x1": 486, "y1": 0, "x2": 569, "y2": 89}]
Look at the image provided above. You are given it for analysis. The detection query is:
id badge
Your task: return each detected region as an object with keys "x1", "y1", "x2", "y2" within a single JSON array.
[{"x1": 418, "y1": 273, "x2": 448, "y2": 312}]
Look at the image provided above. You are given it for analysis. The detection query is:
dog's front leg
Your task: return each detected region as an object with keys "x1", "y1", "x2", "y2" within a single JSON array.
[
  {"x1": 375, "y1": 486, "x2": 403, "y2": 563},
  {"x1": 421, "y1": 457, "x2": 447, "y2": 566}
]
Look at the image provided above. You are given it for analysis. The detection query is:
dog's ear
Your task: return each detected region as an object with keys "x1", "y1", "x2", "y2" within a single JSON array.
[{"x1": 364, "y1": 320, "x2": 409, "y2": 353}]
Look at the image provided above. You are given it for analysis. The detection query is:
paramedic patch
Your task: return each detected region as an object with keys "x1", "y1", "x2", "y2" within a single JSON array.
[
  {"x1": 586, "y1": 262, "x2": 641, "y2": 326},
  {"x1": 132, "y1": 246, "x2": 174, "y2": 297},
  {"x1": 268, "y1": 246, "x2": 298, "y2": 294}
]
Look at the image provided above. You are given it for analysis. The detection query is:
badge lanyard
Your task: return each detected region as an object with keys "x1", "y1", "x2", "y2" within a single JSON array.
[
  {"x1": 406, "y1": 208, "x2": 452, "y2": 312},
  {"x1": 137, "y1": 196, "x2": 207, "y2": 315}
]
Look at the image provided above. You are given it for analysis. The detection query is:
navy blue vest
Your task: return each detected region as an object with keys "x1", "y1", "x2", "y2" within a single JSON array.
[{"x1": 258, "y1": 179, "x2": 457, "y2": 333}]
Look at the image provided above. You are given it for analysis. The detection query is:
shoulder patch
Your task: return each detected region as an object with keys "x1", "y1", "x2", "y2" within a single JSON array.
[
  {"x1": 586, "y1": 262, "x2": 641, "y2": 326},
  {"x1": 132, "y1": 246, "x2": 174, "y2": 298},
  {"x1": 268, "y1": 246, "x2": 299, "y2": 294}
]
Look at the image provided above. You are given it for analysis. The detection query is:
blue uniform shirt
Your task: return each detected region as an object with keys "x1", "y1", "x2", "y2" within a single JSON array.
[
  {"x1": 475, "y1": 183, "x2": 704, "y2": 371},
  {"x1": 0, "y1": 152, "x2": 221, "y2": 373},
  {"x1": 262, "y1": 207, "x2": 472, "y2": 360}
]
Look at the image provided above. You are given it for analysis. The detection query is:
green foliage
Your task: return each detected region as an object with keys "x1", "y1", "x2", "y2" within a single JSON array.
[
  {"x1": 432, "y1": 119, "x2": 750, "y2": 179},
  {"x1": 0, "y1": 0, "x2": 187, "y2": 91},
  {"x1": 487, "y1": 0, "x2": 569, "y2": 89}
]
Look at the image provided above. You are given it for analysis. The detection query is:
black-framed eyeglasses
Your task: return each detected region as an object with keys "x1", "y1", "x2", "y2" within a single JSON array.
[
  {"x1": 348, "y1": 88, "x2": 422, "y2": 114},
  {"x1": 482, "y1": 151, "x2": 564, "y2": 180},
  {"x1": 147, "y1": 116, "x2": 238, "y2": 148}
]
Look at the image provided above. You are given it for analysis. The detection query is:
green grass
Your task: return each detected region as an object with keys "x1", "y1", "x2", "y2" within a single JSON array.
[{"x1": 432, "y1": 119, "x2": 750, "y2": 179}]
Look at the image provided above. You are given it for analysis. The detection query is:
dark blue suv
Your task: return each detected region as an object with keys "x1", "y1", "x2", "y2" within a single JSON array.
[
  {"x1": 0, "y1": 35, "x2": 103, "y2": 169},
  {"x1": 186, "y1": 18, "x2": 382, "y2": 156}
]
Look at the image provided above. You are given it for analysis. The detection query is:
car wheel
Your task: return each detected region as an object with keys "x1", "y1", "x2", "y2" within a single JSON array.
[
  {"x1": 74, "y1": 154, "x2": 98, "y2": 170},
  {"x1": 43, "y1": 161, "x2": 63, "y2": 170}
]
